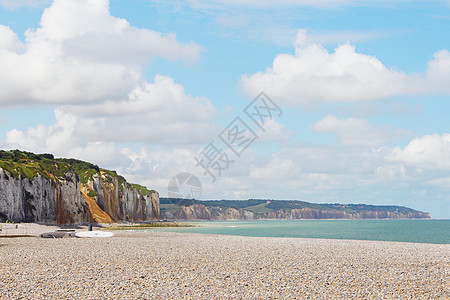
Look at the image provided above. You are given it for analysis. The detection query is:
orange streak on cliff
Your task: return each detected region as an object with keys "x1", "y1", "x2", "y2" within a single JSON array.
[{"x1": 81, "y1": 185, "x2": 112, "y2": 224}]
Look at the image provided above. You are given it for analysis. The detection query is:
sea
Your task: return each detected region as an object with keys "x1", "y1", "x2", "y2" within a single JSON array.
[{"x1": 151, "y1": 219, "x2": 450, "y2": 244}]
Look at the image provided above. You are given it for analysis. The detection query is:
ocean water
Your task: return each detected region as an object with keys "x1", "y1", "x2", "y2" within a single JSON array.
[{"x1": 152, "y1": 219, "x2": 450, "y2": 244}]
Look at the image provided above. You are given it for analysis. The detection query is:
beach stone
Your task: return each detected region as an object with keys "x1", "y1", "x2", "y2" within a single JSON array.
[{"x1": 0, "y1": 231, "x2": 449, "y2": 299}]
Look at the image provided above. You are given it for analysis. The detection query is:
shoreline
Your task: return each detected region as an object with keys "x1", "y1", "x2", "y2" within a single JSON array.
[
  {"x1": 2, "y1": 221, "x2": 449, "y2": 245},
  {"x1": 1, "y1": 230, "x2": 449, "y2": 299}
]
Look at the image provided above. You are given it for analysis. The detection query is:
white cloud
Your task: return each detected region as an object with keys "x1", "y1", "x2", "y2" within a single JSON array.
[
  {"x1": 7, "y1": 118, "x2": 445, "y2": 216},
  {"x1": 1, "y1": 0, "x2": 217, "y2": 197},
  {"x1": 375, "y1": 164, "x2": 406, "y2": 180},
  {"x1": 256, "y1": 119, "x2": 292, "y2": 143},
  {"x1": 6, "y1": 75, "x2": 217, "y2": 152},
  {"x1": 63, "y1": 75, "x2": 215, "y2": 120},
  {"x1": 6, "y1": 110, "x2": 78, "y2": 153},
  {"x1": 388, "y1": 133, "x2": 450, "y2": 169},
  {"x1": 0, "y1": 25, "x2": 25, "y2": 52},
  {"x1": 240, "y1": 30, "x2": 450, "y2": 106},
  {"x1": 66, "y1": 142, "x2": 124, "y2": 169},
  {"x1": 311, "y1": 115, "x2": 408, "y2": 147},
  {"x1": 249, "y1": 154, "x2": 298, "y2": 179},
  {"x1": 113, "y1": 147, "x2": 205, "y2": 198},
  {"x1": 0, "y1": 0, "x2": 201, "y2": 105},
  {"x1": 423, "y1": 50, "x2": 450, "y2": 93}
]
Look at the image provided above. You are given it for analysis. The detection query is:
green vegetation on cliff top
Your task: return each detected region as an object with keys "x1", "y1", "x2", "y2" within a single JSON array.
[
  {"x1": 131, "y1": 183, "x2": 157, "y2": 197},
  {"x1": 0, "y1": 150, "x2": 156, "y2": 197},
  {"x1": 160, "y1": 198, "x2": 428, "y2": 217},
  {"x1": 0, "y1": 150, "x2": 72, "y2": 181},
  {"x1": 58, "y1": 158, "x2": 99, "y2": 183}
]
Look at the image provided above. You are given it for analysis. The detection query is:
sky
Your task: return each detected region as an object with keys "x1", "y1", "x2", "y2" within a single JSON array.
[{"x1": 0, "y1": 0, "x2": 449, "y2": 218}]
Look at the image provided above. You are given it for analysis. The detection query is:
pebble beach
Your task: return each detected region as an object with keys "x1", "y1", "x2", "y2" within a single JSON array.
[{"x1": 0, "y1": 229, "x2": 449, "y2": 299}]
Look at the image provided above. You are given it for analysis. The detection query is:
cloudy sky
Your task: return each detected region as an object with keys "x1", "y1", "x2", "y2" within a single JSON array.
[{"x1": 1, "y1": 0, "x2": 449, "y2": 218}]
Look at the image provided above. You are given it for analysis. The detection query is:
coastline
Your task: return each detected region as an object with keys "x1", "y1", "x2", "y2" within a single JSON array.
[{"x1": 0, "y1": 230, "x2": 449, "y2": 299}]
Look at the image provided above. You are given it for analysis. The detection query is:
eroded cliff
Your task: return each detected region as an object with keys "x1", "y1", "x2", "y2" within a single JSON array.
[
  {"x1": 81, "y1": 171, "x2": 159, "y2": 223},
  {"x1": 0, "y1": 150, "x2": 159, "y2": 224},
  {"x1": 0, "y1": 168, "x2": 88, "y2": 224},
  {"x1": 160, "y1": 199, "x2": 431, "y2": 220}
]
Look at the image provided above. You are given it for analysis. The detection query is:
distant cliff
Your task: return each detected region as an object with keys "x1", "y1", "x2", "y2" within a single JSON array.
[
  {"x1": 160, "y1": 199, "x2": 431, "y2": 220},
  {"x1": 0, "y1": 150, "x2": 159, "y2": 224}
]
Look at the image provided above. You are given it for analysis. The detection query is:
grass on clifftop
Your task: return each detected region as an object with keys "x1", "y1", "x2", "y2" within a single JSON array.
[
  {"x1": 131, "y1": 183, "x2": 157, "y2": 196},
  {"x1": 0, "y1": 150, "x2": 157, "y2": 198},
  {"x1": 0, "y1": 150, "x2": 72, "y2": 180}
]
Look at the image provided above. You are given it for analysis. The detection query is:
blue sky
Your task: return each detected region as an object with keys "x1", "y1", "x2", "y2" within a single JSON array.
[{"x1": 0, "y1": 0, "x2": 449, "y2": 218}]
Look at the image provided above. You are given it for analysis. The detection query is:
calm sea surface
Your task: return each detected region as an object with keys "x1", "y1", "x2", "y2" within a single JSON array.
[{"x1": 151, "y1": 219, "x2": 450, "y2": 244}]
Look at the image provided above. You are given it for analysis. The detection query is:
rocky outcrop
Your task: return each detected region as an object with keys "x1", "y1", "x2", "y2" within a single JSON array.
[
  {"x1": 161, "y1": 204, "x2": 430, "y2": 220},
  {"x1": 0, "y1": 167, "x2": 159, "y2": 224}
]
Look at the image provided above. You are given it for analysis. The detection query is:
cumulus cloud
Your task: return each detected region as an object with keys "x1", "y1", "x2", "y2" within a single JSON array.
[
  {"x1": 250, "y1": 154, "x2": 298, "y2": 180},
  {"x1": 256, "y1": 119, "x2": 292, "y2": 143},
  {"x1": 311, "y1": 115, "x2": 408, "y2": 147},
  {"x1": 375, "y1": 164, "x2": 406, "y2": 180},
  {"x1": 388, "y1": 133, "x2": 450, "y2": 169},
  {"x1": 4, "y1": 76, "x2": 218, "y2": 195},
  {"x1": 0, "y1": 0, "x2": 201, "y2": 105},
  {"x1": 67, "y1": 142, "x2": 126, "y2": 169},
  {"x1": 242, "y1": 144, "x2": 387, "y2": 199},
  {"x1": 6, "y1": 75, "x2": 217, "y2": 153},
  {"x1": 6, "y1": 110, "x2": 78, "y2": 153},
  {"x1": 423, "y1": 50, "x2": 450, "y2": 93},
  {"x1": 0, "y1": 25, "x2": 25, "y2": 52},
  {"x1": 240, "y1": 30, "x2": 450, "y2": 105},
  {"x1": 63, "y1": 75, "x2": 215, "y2": 120},
  {"x1": 2, "y1": 0, "x2": 217, "y2": 197}
]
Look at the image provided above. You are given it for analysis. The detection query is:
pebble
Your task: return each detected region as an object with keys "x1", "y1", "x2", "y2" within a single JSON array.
[{"x1": 0, "y1": 231, "x2": 449, "y2": 299}]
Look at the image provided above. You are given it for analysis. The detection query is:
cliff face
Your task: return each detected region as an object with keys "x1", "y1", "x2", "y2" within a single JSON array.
[
  {"x1": 0, "y1": 150, "x2": 160, "y2": 225},
  {"x1": 0, "y1": 168, "x2": 88, "y2": 224},
  {"x1": 82, "y1": 171, "x2": 159, "y2": 223},
  {"x1": 161, "y1": 203, "x2": 430, "y2": 220},
  {"x1": 160, "y1": 205, "x2": 256, "y2": 220},
  {"x1": 0, "y1": 167, "x2": 160, "y2": 224},
  {"x1": 262, "y1": 208, "x2": 430, "y2": 219}
]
